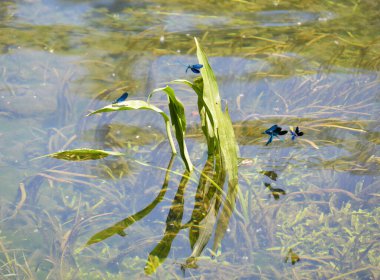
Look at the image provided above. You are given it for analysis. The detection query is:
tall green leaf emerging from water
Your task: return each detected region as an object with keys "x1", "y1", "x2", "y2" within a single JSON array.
[
  {"x1": 171, "y1": 39, "x2": 240, "y2": 259},
  {"x1": 194, "y1": 37, "x2": 240, "y2": 252}
]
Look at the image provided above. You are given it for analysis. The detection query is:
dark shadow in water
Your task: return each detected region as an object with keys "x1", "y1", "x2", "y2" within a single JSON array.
[
  {"x1": 260, "y1": 170, "x2": 278, "y2": 181},
  {"x1": 264, "y1": 182, "x2": 286, "y2": 201},
  {"x1": 285, "y1": 248, "x2": 300, "y2": 265},
  {"x1": 261, "y1": 170, "x2": 286, "y2": 201}
]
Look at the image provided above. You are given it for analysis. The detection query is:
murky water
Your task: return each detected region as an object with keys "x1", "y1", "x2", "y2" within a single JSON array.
[{"x1": 0, "y1": 0, "x2": 379, "y2": 279}]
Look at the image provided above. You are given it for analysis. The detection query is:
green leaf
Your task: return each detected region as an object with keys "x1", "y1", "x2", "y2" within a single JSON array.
[
  {"x1": 194, "y1": 37, "x2": 240, "y2": 252},
  {"x1": 170, "y1": 78, "x2": 216, "y2": 152},
  {"x1": 194, "y1": 39, "x2": 221, "y2": 132},
  {"x1": 39, "y1": 148, "x2": 124, "y2": 161},
  {"x1": 87, "y1": 100, "x2": 177, "y2": 155},
  {"x1": 149, "y1": 86, "x2": 193, "y2": 171}
]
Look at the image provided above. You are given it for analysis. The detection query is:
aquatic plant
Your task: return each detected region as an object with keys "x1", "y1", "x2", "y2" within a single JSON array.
[{"x1": 41, "y1": 38, "x2": 239, "y2": 275}]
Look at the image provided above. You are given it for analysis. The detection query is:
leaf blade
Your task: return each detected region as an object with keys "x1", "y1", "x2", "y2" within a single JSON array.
[
  {"x1": 87, "y1": 100, "x2": 177, "y2": 155},
  {"x1": 149, "y1": 86, "x2": 193, "y2": 171},
  {"x1": 194, "y1": 37, "x2": 240, "y2": 253}
]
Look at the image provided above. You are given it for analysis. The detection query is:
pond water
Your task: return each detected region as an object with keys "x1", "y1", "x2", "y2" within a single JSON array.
[{"x1": 0, "y1": 0, "x2": 379, "y2": 279}]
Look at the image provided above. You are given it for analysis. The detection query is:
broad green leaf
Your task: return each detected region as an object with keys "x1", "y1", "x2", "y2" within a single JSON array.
[
  {"x1": 40, "y1": 148, "x2": 124, "y2": 161},
  {"x1": 194, "y1": 38, "x2": 240, "y2": 253},
  {"x1": 87, "y1": 100, "x2": 177, "y2": 155},
  {"x1": 149, "y1": 86, "x2": 193, "y2": 171},
  {"x1": 194, "y1": 38, "x2": 221, "y2": 132}
]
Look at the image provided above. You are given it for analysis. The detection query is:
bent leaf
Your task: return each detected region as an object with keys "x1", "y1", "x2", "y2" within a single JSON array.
[
  {"x1": 87, "y1": 100, "x2": 177, "y2": 155},
  {"x1": 40, "y1": 148, "x2": 124, "y2": 161},
  {"x1": 170, "y1": 77, "x2": 216, "y2": 153},
  {"x1": 149, "y1": 86, "x2": 193, "y2": 171}
]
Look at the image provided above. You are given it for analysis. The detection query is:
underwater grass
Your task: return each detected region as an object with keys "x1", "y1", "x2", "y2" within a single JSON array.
[{"x1": 1, "y1": 0, "x2": 379, "y2": 278}]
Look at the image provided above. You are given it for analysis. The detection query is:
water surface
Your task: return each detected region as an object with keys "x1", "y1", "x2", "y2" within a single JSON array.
[{"x1": 0, "y1": 0, "x2": 379, "y2": 279}]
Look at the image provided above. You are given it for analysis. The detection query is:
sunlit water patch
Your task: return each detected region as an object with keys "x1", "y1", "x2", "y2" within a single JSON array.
[
  {"x1": 162, "y1": 13, "x2": 229, "y2": 32},
  {"x1": 250, "y1": 10, "x2": 335, "y2": 27},
  {"x1": 10, "y1": 0, "x2": 90, "y2": 26},
  {"x1": 0, "y1": 49, "x2": 87, "y2": 199}
]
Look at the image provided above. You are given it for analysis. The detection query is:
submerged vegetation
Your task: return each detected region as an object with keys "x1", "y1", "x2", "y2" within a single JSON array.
[{"x1": 0, "y1": 0, "x2": 379, "y2": 279}]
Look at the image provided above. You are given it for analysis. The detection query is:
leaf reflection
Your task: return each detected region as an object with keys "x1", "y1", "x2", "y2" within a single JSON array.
[
  {"x1": 181, "y1": 155, "x2": 225, "y2": 273},
  {"x1": 145, "y1": 169, "x2": 190, "y2": 274},
  {"x1": 86, "y1": 150, "x2": 236, "y2": 275},
  {"x1": 86, "y1": 155, "x2": 175, "y2": 246}
]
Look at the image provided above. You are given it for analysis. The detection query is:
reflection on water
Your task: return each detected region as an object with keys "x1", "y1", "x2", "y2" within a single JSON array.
[{"x1": 0, "y1": 0, "x2": 379, "y2": 279}]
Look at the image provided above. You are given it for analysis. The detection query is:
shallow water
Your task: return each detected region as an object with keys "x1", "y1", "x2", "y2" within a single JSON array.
[{"x1": 0, "y1": 0, "x2": 379, "y2": 279}]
